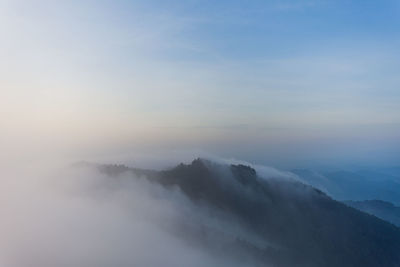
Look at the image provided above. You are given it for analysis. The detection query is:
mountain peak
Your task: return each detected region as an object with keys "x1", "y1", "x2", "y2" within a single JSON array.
[{"x1": 230, "y1": 164, "x2": 257, "y2": 185}]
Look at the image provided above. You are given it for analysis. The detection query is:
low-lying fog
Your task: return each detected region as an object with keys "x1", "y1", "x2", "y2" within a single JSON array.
[{"x1": 0, "y1": 158, "x2": 276, "y2": 267}]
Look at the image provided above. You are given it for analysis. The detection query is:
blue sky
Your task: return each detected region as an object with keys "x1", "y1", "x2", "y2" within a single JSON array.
[{"x1": 0, "y1": 0, "x2": 399, "y2": 168}]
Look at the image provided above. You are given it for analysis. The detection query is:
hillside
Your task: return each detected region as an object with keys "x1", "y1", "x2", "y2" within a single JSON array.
[
  {"x1": 86, "y1": 159, "x2": 400, "y2": 267},
  {"x1": 346, "y1": 200, "x2": 400, "y2": 227}
]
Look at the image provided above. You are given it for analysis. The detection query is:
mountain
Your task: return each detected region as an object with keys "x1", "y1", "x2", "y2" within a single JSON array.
[
  {"x1": 292, "y1": 168, "x2": 400, "y2": 205},
  {"x1": 345, "y1": 200, "x2": 400, "y2": 227},
  {"x1": 83, "y1": 159, "x2": 400, "y2": 267}
]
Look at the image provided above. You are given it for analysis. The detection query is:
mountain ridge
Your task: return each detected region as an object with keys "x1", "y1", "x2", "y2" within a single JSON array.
[
  {"x1": 77, "y1": 159, "x2": 400, "y2": 267},
  {"x1": 345, "y1": 200, "x2": 400, "y2": 227}
]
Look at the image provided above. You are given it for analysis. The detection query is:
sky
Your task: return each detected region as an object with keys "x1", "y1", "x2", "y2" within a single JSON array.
[{"x1": 1, "y1": 0, "x2": 399, "y2": 169}]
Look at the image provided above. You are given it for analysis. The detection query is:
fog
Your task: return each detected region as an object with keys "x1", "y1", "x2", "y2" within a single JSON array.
[{"x1": 0, "y1": 159, "x2": 272, "y2": 267}]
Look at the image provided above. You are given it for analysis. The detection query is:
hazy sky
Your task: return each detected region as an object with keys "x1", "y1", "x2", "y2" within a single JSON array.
[{"x1": 1, "y1": 0, "x2": 399, "y2": 168}]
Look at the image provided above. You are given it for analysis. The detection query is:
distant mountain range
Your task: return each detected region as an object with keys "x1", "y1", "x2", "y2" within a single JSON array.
[
  {"x1": 291, "y1": 168, "x2": 400, "y2": 205},
  {"x1": 345, "y1": 200, "x2": 400, "y2": 227},
  {"x1": 78, "y1": 159, "x2": 400, "y2": 267}
]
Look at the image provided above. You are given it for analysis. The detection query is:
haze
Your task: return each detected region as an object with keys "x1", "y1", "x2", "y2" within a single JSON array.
[
  {"x1": 1, "y1": 0, "x2": 399, "y2": 168},
  {"x1": 1, "y1": 2, "x2": 400, "y2": 266}
]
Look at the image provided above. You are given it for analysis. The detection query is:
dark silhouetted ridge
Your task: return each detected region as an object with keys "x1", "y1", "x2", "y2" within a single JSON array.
[
  {"x1": 346, "y1": 200, "x2": 400, "y2": 227},
  {"x1": 88, "y1": 159, "x2": 400, "y2": 267}
]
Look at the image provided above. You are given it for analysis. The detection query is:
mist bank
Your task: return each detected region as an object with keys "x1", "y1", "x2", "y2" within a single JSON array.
[
  {"x1": 1, "y1": 162, "x2": 257, "y2": 267},
  {"x1": 2, "y1": 158, "x2": 400, "y2": 267}
]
